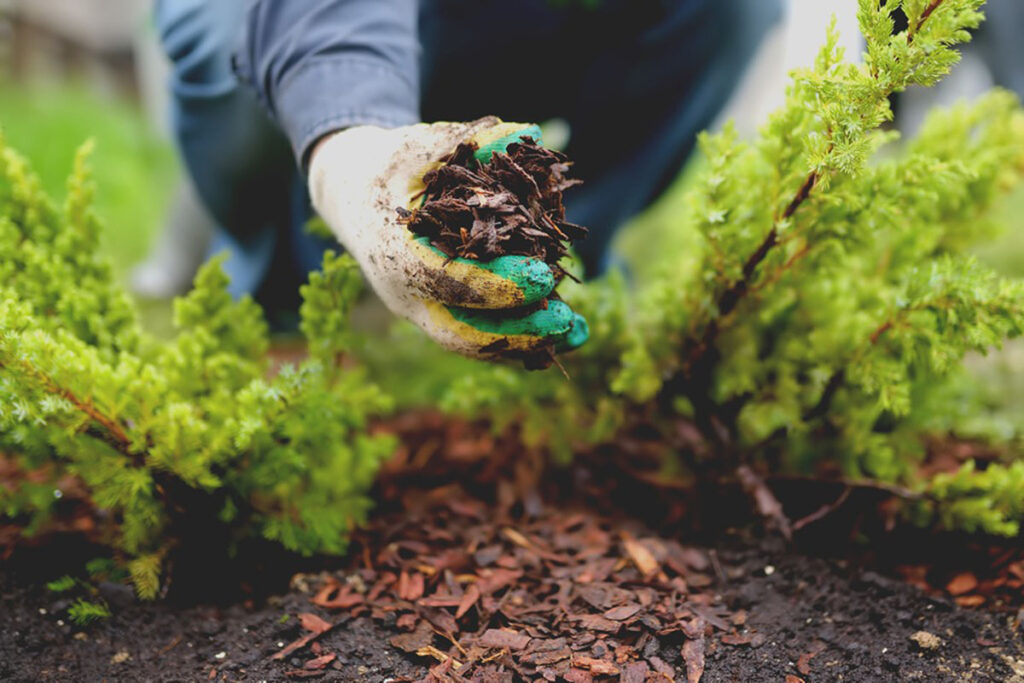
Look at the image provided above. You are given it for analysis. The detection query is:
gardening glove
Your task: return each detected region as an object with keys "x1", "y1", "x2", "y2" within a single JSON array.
[{"x1": 308, "y1": 116, "x2": 589, "y2": 363}]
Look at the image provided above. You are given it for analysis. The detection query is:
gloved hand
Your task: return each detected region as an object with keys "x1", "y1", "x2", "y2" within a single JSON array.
[{"x1": 308, "y1": 116, "x2": 588, "y2": 363}]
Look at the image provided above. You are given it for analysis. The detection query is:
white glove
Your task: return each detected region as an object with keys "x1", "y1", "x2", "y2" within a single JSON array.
[{"x1": 308, "y1": 117, "x2": 588, "y2": 362}]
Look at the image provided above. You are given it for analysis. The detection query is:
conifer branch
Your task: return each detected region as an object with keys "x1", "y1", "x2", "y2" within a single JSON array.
[
  {"x1": 782, "y1": 170, "x2": 819, "y2": 222},
  {"x1": 10, "y1": 357, "x2": 133, "y2": 454},
  {"x1": 703, "y1": 0, "x2": 951, "y2": 343},
  {"x1": 909, "y1": 0, "x2": 946, "y2": 43},
  {"x1": 806, "y1": 294, "x2": 963, "y2": 422},
  {"x1": 869, "y1": 320, "x2": 895, "y2": 345},
  {"x1": 668, "y1": 1, "x2": 954, "y2": 438},
  {"x1": 749, "y1": 240, "x2": 813, "y2": 296},
  {"x1": 767, "y1": 474, "x2": 923, "y2": 501},
  {"x1": 717, "y1": 172, "x2": 818, "y2": 320}
]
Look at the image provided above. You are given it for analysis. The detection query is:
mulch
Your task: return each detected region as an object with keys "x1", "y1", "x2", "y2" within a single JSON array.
[
  {"x1": 399, "y1": 139, "x2": 586, "y2": 268},
  {"x1": 285, "y1": 481, "x2": 730, "y2": 682},
  {"x1": 2, "y1": 413, "x2": 1024, "y2": 682}
]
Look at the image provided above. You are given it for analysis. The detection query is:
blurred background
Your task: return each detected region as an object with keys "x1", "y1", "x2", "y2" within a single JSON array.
[
  {"x1": 0, "y1": 0, "x2": 175, "y2": 276},
  {"x1": 0, "y1": 0, "x2": 1021, "y2": 409}
]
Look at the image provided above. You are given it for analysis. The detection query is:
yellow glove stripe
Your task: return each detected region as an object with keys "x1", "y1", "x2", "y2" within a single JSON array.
[
  {"x1": 470, "y1": 122, "x2": 534, "y2": 151},
  {"x1": 407, "y1": 239, "x2": 528, "y2": 309},
  {"x1": 423, "y1": 300, "x2": 549, "y2": 354}
]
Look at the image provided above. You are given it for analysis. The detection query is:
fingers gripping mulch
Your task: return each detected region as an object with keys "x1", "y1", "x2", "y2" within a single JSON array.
[
  {"x1": 281, "y1": 487, "x2": 732, "y2": 682},
  {"x1": 398, "y1": 139, "x2": 587, "y2": 269}
]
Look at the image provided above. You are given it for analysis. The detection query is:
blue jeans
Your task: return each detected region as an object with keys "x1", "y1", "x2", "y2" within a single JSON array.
[
  {"x1": 155, "y1": 0, "x2": 782, "y2": 313},
  {"x1": 155, "y1": 0, "x2": 326, "y2": 319}
]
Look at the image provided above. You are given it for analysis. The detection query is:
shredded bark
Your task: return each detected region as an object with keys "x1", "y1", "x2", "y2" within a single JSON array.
[
  {"x1": 398, "y1": 138, "x2": 587, "y2": 269},
  {"x1": 3, "y1": 417, "x2": 1024, "y2": 681},
  {"x1": 289, "y1": 480, "x2": 732, "y2": 681}
]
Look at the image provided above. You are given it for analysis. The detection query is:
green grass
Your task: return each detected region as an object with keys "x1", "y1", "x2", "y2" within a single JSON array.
[{"x1": 0, "y1": 81, "x2": 176, "y2": 275}]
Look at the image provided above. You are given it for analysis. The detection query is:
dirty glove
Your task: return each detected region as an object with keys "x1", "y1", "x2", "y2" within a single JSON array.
[{"x1": 308, "y1": 117, "x2": 588, "y2": 362}]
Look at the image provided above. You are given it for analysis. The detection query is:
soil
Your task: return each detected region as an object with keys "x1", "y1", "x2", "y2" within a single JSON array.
[
  {"x1": 2, "y1": 530, "x2": 1022, "y2": 682},
  {"x1": 3, "y1": 512, "x2": 1023, "y2": 681},
  {"x1": 2, "y1": 416, "x2": 1022, "y2": 682}
]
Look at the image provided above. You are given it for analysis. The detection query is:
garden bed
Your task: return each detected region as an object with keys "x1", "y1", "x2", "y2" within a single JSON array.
[
  {"x1": 3, "y1": 415, "x2": 1022, "y2": 682},
  {"x1": 2, "y1": 5, "x2": 1024, "y2": 681}
]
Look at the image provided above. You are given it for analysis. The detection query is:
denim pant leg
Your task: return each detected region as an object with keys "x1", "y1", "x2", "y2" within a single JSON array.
[
  {"x1": 154, "y1": 0, "x2": 320, "y2": 310},
  {"x1": 562, "y1": 0, "x2": 783, "y2": 275}
]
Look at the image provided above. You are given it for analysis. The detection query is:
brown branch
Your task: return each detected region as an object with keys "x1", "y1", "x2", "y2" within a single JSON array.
[
  {"x1": 703, "y1": 172, "x2": 820, "y2": 347},
  {"x1": 869, "y1": 319, "x2": 894, "y2": 345},
  {"x1": 657, "y1": 173, "x2": 821, "y2": 436},
  {"x1": 782, "y1": 170, "x2": 819, "y2": 222},
  {"x1": 909, "y1": 0, "x2": 945, "y2": 43},
  {"x1": 9, "y1": 358, "x2": 133, "y2": 455},
  {"x1": 737, "y1": 464, "x2": 792, "y2": 540},
  {"x1": 714, "y1": 172, "x2": 816, "y2": 319},
  {"x1": 750, "y1": 239, "x2": 813, "y2": 296},
  {"x1": 717, "y1": 233, "x2": 778, "y2": 319},
  {"x1": 792, "y1": 487, "x2": 852, "y2": 532},
  {"x1": 766, "y1": 473, "x2": 922, "y2": 501}
]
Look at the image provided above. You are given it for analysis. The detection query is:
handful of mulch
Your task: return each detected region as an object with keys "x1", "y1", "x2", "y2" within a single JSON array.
[{"x1": 398, "y1": 138, "x2": 587, "y2": 271}]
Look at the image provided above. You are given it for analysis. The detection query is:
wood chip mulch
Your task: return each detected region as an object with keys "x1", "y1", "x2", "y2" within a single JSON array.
[
  {"x1": 398, "y1": 138, "x2": 587, "y2": 268},
  {"x1": 278, "y1": 483, "x2": 752, "y2": 682}
]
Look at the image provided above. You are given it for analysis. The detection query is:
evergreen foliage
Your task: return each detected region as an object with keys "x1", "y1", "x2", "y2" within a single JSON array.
[
  {"x1": 442, "y1": 0, "x2": 1024, "y2": 534},
  {"x1": 67, "y1": 598, "x2": 112, "y2": 625},
  {"x1": 0, "y1": 134, "x2": 394, "y2": 596},
  {"x1": 46, "y1": 575, "x2": 77, "y2": 593}
]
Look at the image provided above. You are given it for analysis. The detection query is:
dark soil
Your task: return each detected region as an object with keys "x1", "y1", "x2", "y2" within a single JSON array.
[{"x1": 2, "y1": 516, "x2": 1022, "y2": 681}]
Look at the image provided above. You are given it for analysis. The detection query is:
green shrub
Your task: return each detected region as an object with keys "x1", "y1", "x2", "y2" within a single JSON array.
[
  {"x1": 0, "y1": 135, "x2": 394, "y2": 597},
  {"x1": 441, "y1": 0, "x2": 1024, "y2": 534}
]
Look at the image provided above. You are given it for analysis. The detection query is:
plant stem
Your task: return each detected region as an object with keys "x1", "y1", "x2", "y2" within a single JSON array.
[
  {"x1": 7, "y1": 357, "x2": 134, "y2": 457},
  {"x1": 909, "y1": 0, "x2": 945, "y2": 43},
  {"x1": 665, "y1": 2, "x2": 952, "y2": 439},
  {"x1": 716, "y1": 172, "x2": 818, "y2": 321},
  {"x1": 806, "y1": 312, "x2": 903, "y2": 421}
]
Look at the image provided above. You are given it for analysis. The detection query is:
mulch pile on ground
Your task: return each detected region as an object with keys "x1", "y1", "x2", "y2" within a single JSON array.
[
  {"x1": 264, "y1": 416, "x2": 1024, "y2": 682},
  {"x1": 3, "y1": 414, "x2": 1024, "y2": 682},
  {"x1": 281, "y1": 483, "x2": 735, "y2": 682},
  {"x1": 398, "y1": 139, "x2": 587, "y2": 269}
]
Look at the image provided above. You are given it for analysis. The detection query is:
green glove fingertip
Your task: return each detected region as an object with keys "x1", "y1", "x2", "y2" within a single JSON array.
[
  {"x1": 415, "y1": 237, "x2": 555, "y2": 306},
  {"x1": 448, "y1": 298, "x2": 575, "y2": 339},
  {"x1": 479, "y1": 255, "x2": 555, "y2": 305},
  {"x1": 557, "y1": 313, "x2": 590, "y2": 352}
]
